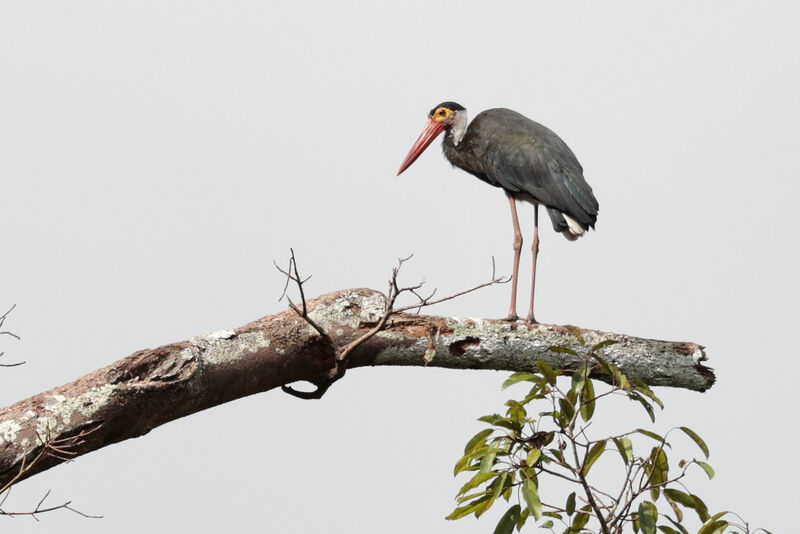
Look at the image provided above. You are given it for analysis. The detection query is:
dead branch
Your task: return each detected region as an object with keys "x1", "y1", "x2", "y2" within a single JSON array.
[
  {"x1": 0, "y1": 305, "x2": 19, "y2": 340},
  {"x1": 0, "y1": 425, "x2": 102, "y2": 519},
  {"x1": 1, "y1": 304, "x2": 98, "y2": 519},
  {"x1": 0, "y1": 305, "x2": 23, "y2": 367},
  {"x1": 276, "y1": 252, "x2": 508, "y2": 399},
  {"x1": 0, "y1": 287, "x2": 713, "y2": 490}
]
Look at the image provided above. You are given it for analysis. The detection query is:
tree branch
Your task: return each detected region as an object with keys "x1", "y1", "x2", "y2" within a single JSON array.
[
  {"x1": 0, "y1": 288, "x2": 713, "y2": 490},
  {"x1": 275, "y1": 252, "x2": 508, "y2": 399},
  {"x1": 0, "y1": 304, "x2": 23, "y2": 367}
]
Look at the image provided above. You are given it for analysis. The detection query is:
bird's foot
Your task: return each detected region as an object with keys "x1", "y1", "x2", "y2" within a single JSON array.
[
  {"x1": 502, "y1": 313, "x2": 520, "y2": 322},
  {"x1": 525, "y1": 314, "x2": 538, "y2": 325}
]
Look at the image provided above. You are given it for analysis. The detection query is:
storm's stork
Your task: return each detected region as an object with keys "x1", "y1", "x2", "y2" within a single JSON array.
[{"x1": 397, "y1": 102, "x2": 598, "y2": 323}]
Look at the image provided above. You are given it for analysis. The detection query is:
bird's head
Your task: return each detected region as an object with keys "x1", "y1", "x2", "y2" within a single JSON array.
[{"x1": 397, "y1": 101, "x2": 467, "y2": 175}]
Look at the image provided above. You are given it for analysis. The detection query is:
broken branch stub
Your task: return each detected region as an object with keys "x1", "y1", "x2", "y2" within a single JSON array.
[{"x1": 0, "y1": 288, "x2": 713, "y2": 488}]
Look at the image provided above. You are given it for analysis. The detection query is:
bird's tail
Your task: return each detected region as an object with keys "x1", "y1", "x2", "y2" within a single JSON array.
[
  {"x1": 562, "y1": 213, "x2": 586, "y2": 241},
  {"x1": 547, "y1": 208, "x2": 589, "y2": 241}
]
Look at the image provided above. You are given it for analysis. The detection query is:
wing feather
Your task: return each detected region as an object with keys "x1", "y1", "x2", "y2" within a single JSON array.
[{"x1": 475, "y1": 110, "x2": 598, "y2": 229}]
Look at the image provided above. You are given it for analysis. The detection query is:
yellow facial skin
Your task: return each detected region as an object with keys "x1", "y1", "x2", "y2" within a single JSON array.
[{"x1": 432, "y1": 107, "x2": 452, "y2": 121}]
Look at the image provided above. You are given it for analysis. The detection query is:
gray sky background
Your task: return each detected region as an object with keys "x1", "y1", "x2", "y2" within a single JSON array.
[{"x1": 2, "y1": 1, "x2": 798, "y2": 532}]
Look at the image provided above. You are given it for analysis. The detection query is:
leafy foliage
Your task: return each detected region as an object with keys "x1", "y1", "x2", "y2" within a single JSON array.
[{"x1": 448, "y1": 337, "x2": 768, "y2": 534}]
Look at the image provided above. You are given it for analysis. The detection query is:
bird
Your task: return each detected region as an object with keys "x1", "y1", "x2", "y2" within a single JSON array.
[{"x1": 397, "y1": 102, "x2": 598, "y2": 324}]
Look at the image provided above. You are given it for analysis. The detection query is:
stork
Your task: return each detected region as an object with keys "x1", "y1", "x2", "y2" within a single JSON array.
[{"x1": 397, "y1": 102, "x2": 598, "y2": 323}]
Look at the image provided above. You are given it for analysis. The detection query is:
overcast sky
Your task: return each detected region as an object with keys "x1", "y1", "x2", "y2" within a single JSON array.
[{"x1": 1, "y1": 1, "x2": 798, "y2": 532}]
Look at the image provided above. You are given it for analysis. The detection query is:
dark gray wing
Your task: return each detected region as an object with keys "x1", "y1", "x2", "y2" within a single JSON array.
[{"x1": 476, "y1": 109, "x2": 599, "y2": 229}]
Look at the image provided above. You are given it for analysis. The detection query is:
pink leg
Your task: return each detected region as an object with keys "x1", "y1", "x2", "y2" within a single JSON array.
[
  {"x1": 527, "y1": 204, "x2": 540, "y2": 324},
  {"x1": 505, "y1": 194, "x2": 522, "y2": 321}
]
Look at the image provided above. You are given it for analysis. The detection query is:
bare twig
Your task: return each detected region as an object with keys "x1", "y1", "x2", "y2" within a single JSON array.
[
  {"x1": 275, "y1": 249, "x2": 342, "y2": 399},
  {"x1": 275, "y1": 252, "x2": 508, "y2": 400},
  {"x1": 0, "y1": 487, "x2": 101, "y2": 520},
  {"x1": 0, "y1": 305, "x2": 23, "y2": 367},
  {"x1": 0, "y1": 305, "x2": 20, "y2": 340},
  {"x1": 0, "y1": 424, "x2": 102, "y2": 520},
  {"x1": 0, "y1": 353, "x2": 24, "y2": 368}
]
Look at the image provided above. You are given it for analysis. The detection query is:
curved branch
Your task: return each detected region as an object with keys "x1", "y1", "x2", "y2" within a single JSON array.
[{"x1": 0, "y1": 288, "x2": 713, "y2": 489}]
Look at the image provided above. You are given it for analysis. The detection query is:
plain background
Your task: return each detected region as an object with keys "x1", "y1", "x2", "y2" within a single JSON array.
[{"x1": 2, "y1": 1, "x2": 798, "y2": 532}]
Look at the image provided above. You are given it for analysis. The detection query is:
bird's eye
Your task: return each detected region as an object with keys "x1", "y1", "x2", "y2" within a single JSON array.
[{"x1": 438, "y1": 109, "x2": 447, "y2": 116}]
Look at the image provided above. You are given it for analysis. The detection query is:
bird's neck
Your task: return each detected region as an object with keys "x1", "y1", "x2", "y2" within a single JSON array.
[
  {"x1": 442, "y1": 116, "x2": 480, "y2": 176},
  {"x1": 445, "y1": 111, "x2": 468, "y2": 147}
]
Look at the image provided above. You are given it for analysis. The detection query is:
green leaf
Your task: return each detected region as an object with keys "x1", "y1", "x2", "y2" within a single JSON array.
[
  {"x1": 616, "y1": 369, "x2": 630, "y2": 390},
  {"x1": 478, "y1": 414, "x2": 502, "y2": 424},
  {"x1": 547, "y1": 447, "x2": 566, "y2": 464},
  {"x1": 446, "y1": 495, "x2": 491, "y2": 520},
  {"x1": 493, "y1": 504, "x2": 521, "y2": 534},
  {"x1": 629, "y1": 392, "x2": 656, "y2": 422},
  {"x1": 590, "y1": 352, "x2": 615, "y2": 376},
  {"x1": 522, "y1": 479, "x2": 542, "y2": 520},
  {"x1": 478, "y1": 414, "x2": 521, "y2": 432},
  {"x1": 632, "y1": 382, "x2": 664, "y2": 409},
  {"x1": 583, "y1": 440, "x2": 606, "y2": 475},
  {"x1": 516, "y1": 507, "x2": 529, "y2": 531},
  {"x1": 710, "y1": 511, "x2": 732, "y2": 522},
  {"x1": 648, "y1": 449, "x2": 669, "y2": 498},
  {"x1": 479, "y1": 442, "x2": 499, "y2": 474},
  {"x1": 549, "y1": 346, "x2": 579, "y2": 356},
  {"x1": 539, "y1": 519, "x2": 554, "y2": 529},
  {"x1": 565, "y1": 492, "x2": 576, "y2": 516},
  {"x1": 558, "y1": 398, "x2": 575, "y2": 426},
  {"x1": 525, "y1": 449, "x2": 541, "y2": 467},
  {"x1": 472, "y1": 475, "x2": 506, "y2": 519},
  {"x1": 502, "y1": 372, "x2": 539, "y2": 389},
  {"x1": 657, "y1": 526, "x2": 682, "y2": 534},
  {"x1": 564, "y1": 325, "x2": 586, "y2": 345},
  {"x1": 464, "y1": 428, "x2": 494, "y2": 455},
  {"x1": 663, "y1": 491, "x2": 683, "y2": 522},
  {"x1": 613, "y1": 437, "x2": 633, "y2": 465},
  {"x1": 696, "y1": 460, "x2": 715, "y2": 479},
  {"x1": 457, "y1": 471, "x2": 499, "y2": 496},
  {"x1": 501, "y1": 471, "x2": 515, "y2": 501},
  {"x1": 490, "y1": 472, "x2": 510, "y2": 502},
  {"x1": 691, "y1": 494, "x2": 710, "y2": 523},
  {"x1": 445, "y1": 505, "x2": 475, "y2": 520},
  {"x1": 663, "y1": 488, "x2": 694, "y2": 508},
  {"x1": 453, "y1": 453, "x2": 478, "y2": 476},
  {"x1": 536, "y1": 361, "x2": 558, "y2": 385},
  {"x1": 663, "y1": 489, "x2": 709, "y2": 523},
  {"x1": 506, "y1": 400, "x2": 527, "y2": 422},
  {"x1": 566, "y1": 387, "x2": 579, "y2": 408},
  {"x1": 664, "y1": 515, "x2": 690, "y2": 534},
  {"x1": 636, "y1": 429, "x2": 666, "y2": 443},
  {"x1": 520, "y1": 467, "x2": 537, "y2": 483},
  {"x1": 650, "y1": 447, "x2": 669, "y2": 486},
  {"x1": 698, "y1": 520, "x2": 728, "y2": 534},
  {"x1": 590, "y1": 339, "x2": 618, "y2": 352},
  {"x1": 570, "y1": 365, "x2": 587, "y2": 393},
  {"x1": 522, "y1": 383, "x2": 548, "y2": 404},
  {"x1": 679, "y1": 427, "x2": 709, "y2": 459},
  {"x1": 571, "y1": 505, "x2": 591, "y2": 531},
  {"x1": 639, "y1": 501, "x2": 658, "y2": 534},
  {"x1": 456, "y1": 489, "x2": 492, "y2": 504},
  {"x1": 650, "y1": 486, "x2": 660, "y2": 502},
  {"x1": 580, "y1": 377, "x2": 596, "y2": 421}
]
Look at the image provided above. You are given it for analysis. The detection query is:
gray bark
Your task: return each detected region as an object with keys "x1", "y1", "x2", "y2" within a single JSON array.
[{"x1": 0, "y1": 288, "x2": 713, "y2": 488}]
